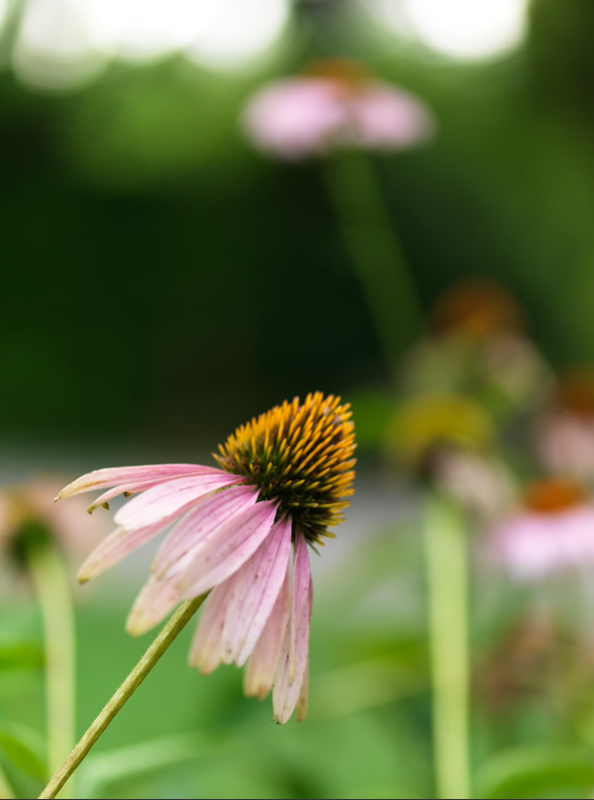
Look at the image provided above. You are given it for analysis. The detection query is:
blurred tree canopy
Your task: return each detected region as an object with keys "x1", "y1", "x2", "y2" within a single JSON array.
[{"x1": 1, "y1": 0, "x2": 594, "y2": 445}]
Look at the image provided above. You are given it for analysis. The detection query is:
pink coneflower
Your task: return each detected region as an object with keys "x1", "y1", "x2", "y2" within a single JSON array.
[
  {"x1": 57, "y1": 393, "x2": 356, "y2": 723},
  {"x1": 242, "y1": 59, "x2": 434, "y2": 159},
  {"x1": 490, "y1": 478, "x2": 594, "y2": 581}
]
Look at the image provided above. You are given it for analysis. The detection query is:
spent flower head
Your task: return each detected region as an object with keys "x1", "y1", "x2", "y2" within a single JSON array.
[
  {"x1": 57, "y1": 392, "x2": 356, "y2": 723},
  {"x1": 242, "y1": 58, "x2": 434, "y2": 160}
]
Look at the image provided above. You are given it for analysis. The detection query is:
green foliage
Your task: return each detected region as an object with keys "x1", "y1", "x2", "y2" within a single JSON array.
[
  {"x1": 475, "y1": 747, "x2": 594, "y2": 800},
  {"x1": 0, "y1": 720, "x2": 46, "y2": 782}
]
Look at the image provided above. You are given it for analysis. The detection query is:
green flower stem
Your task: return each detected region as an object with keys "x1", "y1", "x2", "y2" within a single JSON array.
[
  {"x1": 323, "y1": 151, "x2": 425, "y2": 382},
  {"x1": 38, "y1": 595, "x2": 207, "y2": 800},
  {"x1": 27, "y1": 546, "x2": 77, "y2": 799},
  {"x1": 424, "y1": 493, "x2": 471, "y2": 800},
  {"x1": 0, "y1": 761, "x2": 16, "y2": 799}
]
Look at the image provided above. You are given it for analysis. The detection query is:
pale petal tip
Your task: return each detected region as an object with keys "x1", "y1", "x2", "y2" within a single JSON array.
[
  {"x1": 76, "y1": 561, "x2": 104, "y2": 585},
  {"x1": 188, "y1": 650, "x2": 219, "y2": 676},
  {"x1": 125, "y1": 612, "x2": 151, "y2": 638},
  {"x1": 55, "y1": 487, "x2": 71, "y2": 502}
]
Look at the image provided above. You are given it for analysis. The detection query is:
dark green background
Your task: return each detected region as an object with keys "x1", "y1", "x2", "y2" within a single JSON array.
[{"x1": 2, "y1": 0, "x2": 594, "y2": 449}]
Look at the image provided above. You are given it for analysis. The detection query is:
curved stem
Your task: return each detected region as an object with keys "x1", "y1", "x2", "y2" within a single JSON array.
[
  {"x1": 38, "y1": 595, "x2": 207, "y2": 800},
  {"x1": 323, "y1": 151, "x2": 425, "y2": 383},
  {"x1": 28, "y1": 546, "x2": 77, "y2": 799},
  {"x1": 424, "y1": 493, "x2": 471, "y2": 799}
]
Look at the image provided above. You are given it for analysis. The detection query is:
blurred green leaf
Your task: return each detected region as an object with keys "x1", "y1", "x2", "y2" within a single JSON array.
[
  {"x1": 78, "y1": 730, "x2": 237, "y2": 799},
  {"x1": 349, "y1": 388, "x2": 394, "y2": 450},
  {"x1": 311, "y1": 656, "x2": 425, "y2": 720},
  {"x1": 0, "y1": 642, "x2": 43, "y2": 672},
  {"x1": 0, "y1": 720, "x2": 46, "y2": 782},
  {"x1": 475, "y1": 746, "x2": 594, "y2": 799}
]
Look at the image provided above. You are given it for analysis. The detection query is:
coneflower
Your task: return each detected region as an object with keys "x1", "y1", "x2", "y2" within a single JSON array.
[{"x1": 57, "y1": 392, "x2": 356, "y2": 723}]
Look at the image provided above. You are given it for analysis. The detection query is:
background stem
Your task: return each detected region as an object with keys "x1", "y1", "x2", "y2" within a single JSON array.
[
  {"x1": 0, "y1": 762, "x2": 16, "y2": 799},
  {"x1": 424, "y1": 493, "x2": 472, "y2": 800},
  {"x1": 38, "y1": 594, "x2": 206, "y2": 800},
  {"x1": 28, "y1": 546, "x2": 77, "y2": 799},
  {"x1": 323, "y1": 151, "x2": 425, "y2": 383}
]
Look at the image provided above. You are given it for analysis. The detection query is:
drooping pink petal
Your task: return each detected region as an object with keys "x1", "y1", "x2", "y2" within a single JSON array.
[
  {"x1": 221, "y1": 515, "x2": 293, "y2": 667},
  {"x1": 114, "y1": 472, "x2": 243, "y2": 530},
  {"x1": 273, "y1": 534, "x2": 313, "y2": 724},
  {"x1": 77, "y1": 520, "x2": 167, "y2": 584},
  {"x1": 86, "y1": 477, "x2": 207, "y2": 514},
  {"x1": 289, "y1": 531, "x2": 312, "y2": 676},
  {"x1": 57, "y1": 464, "x2": 219, "y2": 500},
  {"x1": 296, "y1": 657, "x2": 309, "y2": 722},
  {"x1": 348, "y1": 83, "x2": 434, "y2": 150},
  {"x1": 490, "y1": 505, "x2": 594, "y2": 580},
  {"x1": 125, "y1": 572, "x2": 184, "y2": 636},
  {"x1": 151, "y1": 485, "x2": 260, "y2": 576},
  {"x1": 243, "y1": 569, "x2": 290, "y2": 700},
  {"x1": 242, "y1": 78, "x2": 345, "y2": 159},
  {"x1": 177, "y1": 500, "x2": 279, "y2": 598},
  {"x1": 188, "y1": 578, "x2": 238, "y2": 674}
]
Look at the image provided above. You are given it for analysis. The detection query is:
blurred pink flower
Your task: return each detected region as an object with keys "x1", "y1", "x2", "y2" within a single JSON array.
[
  {"x1": 242, "y1": 59, "x2": 434, "y2": 159},
  {"x1": 490, "y1": 478, "x2": 594, "y2": 580},
  {"x1": 58, "y1": 393, "x2": 356, "y2": 723},
  {"x1": 0, "y1": 474, "x2": 108, "y2": 574}
]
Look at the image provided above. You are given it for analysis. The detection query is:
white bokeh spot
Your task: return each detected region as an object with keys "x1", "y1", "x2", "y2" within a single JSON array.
[
  {"x1": 366, "y1": 0, "x2": 529, "y2": 61},
  {"x1": 186, "y1": 0, "x2": 289, "y2": 70},
  {"x1": 403, "y1": 0, "x2": 528, "y2": 59},
  {"x1": 12, "y1": 0, "x2": 290, "y2": 90}
]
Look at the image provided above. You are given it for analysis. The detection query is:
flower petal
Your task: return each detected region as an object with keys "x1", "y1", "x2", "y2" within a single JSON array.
[
  {"x1": 296, "y1": 656, "x2": 309, "y2": 722},
  {"x1": 114, "y1": 472, "x2": 242, "y2": 530},
  {"x1": 242, "y1": 78, "x2": 345, "y2": 159},
  {"x1": 289, "y1": 531, "x2": 312, "y2": 677},
  {"x1": 57, "y1": 464, "x2": 218, "y2": 499},
  {"x1": 178, "y1": 500, "x2": 278, "y2": 599},
  {"x1": 221, "y1": 516, "x2": 293, "y2": 667},
  {"x1": 348, "y1": 83, "x2": 434, "y2": 150},
  {"x1": 243, "y1": 568, "x2": 290, "y2": 700},
  {"x1": 188, "y1": 579, "x2": 238, "y2": 674},
  {"x1": 151, "y1": 485, "x2": 260, "y2": 576},
  {"x1": 86, "y1": 477, "x2": 197, "y2": 514},
  {"x1": 125, "y1": 572, "x2": 183, "y2": 636},
  {"x1": 273, "y1": 534, "x2": 313, "y2": 724},
  {"x1": 77, "y1": 521, "x2": 166, "y2": 584}
]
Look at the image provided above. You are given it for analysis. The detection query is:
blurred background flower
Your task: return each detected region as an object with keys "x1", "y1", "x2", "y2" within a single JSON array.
[
  {"x1": 0, "y1": 476, "x2": 108, "y2": 591},
  {"x1": 489, "y1": 477, "x2": 594, "y2": 581},
  {"x1": 242, "y1": 58, "x2": 434, "y2": 159}
]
